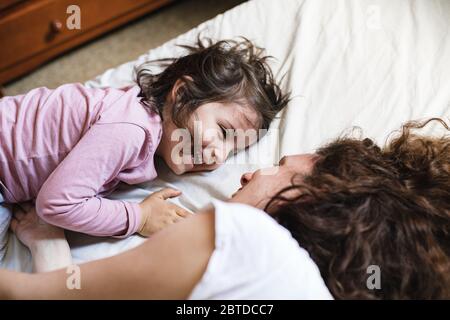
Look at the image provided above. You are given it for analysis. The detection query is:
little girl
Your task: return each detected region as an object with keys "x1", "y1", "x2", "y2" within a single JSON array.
[{"x1": 0, "y1": 38, "x2": 289, "y2": 258}]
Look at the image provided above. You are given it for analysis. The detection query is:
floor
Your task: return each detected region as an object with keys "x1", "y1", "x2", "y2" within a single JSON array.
[{"x1": 4, "y1": 0, "x2": 246, "y2": 96}]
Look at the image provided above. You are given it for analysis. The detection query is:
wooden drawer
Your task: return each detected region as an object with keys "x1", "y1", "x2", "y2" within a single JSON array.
[
  {"x1": 0, "y1": 0, "x2": 26, "y2": 11},
  {"x1": 0, "y1": 0, "x2": 172, "y2": 84}
]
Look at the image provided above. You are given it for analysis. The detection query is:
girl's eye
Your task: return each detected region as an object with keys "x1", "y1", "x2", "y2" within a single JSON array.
[{"x1": 219, "y1": 125, "x2": 227, "y2": 138}]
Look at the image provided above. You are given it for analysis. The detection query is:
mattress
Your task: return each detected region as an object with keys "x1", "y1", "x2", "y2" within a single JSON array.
[{"x1": 3, "y1": 0, "x2": 450, "y2": 271}]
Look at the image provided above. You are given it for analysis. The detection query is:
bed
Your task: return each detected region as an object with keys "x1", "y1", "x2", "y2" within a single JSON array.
[{"x1": 3, "y1": 0, "x2": 450, "y2": 271}]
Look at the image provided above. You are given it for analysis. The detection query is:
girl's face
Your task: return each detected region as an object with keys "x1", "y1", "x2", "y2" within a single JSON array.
[
  {"x1": 229, "y1": 154, "x2": 318, "y2": 211},
  {"x1": 157, "y1": 101, "x2": 260, "y2": 175}
]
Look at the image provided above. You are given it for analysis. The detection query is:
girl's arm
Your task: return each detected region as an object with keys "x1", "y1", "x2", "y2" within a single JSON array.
[
  {"x1": 35, "y1": 123, "x2": 148, "y2": 238},
  {"x1": 10, "y1": 204, "x2": 72, "y2": 273},
  {"x1": 28, "y1": 238, "x2": 72, "y2": 273},
  {"x1": 1, "y1": 210, "x2": 215, "y2": 299}
]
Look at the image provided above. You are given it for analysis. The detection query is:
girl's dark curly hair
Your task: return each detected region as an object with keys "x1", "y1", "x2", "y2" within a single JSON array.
[
  {"x1": 135, "y1": 37, "x2": 290, "y2": 129},
  {"x1": 267, "y1": 118, "x2": 450, "y2": 299}
]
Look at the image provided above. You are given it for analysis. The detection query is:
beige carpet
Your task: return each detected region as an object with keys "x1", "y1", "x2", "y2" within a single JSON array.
[{"x1": 4, "y1": 0, "x2": 246, "y2": 96}]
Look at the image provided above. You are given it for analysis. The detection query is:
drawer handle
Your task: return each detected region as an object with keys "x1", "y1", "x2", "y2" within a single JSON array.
[{"x1": 50, "y1": 20, "x2": 63, "y2": 33}]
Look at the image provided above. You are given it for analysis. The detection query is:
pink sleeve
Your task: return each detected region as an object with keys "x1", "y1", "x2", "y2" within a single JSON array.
[{"x1": 35, "y1": 123, "x2": 149, "y2": 237}]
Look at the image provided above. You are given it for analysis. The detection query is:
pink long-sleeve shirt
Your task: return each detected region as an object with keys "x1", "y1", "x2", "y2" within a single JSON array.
[{"x1": 0, "y1": 83, "x2": 162, "y2": 237}]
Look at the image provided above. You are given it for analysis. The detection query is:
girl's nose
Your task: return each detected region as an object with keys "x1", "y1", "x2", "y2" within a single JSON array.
[
  {"x1": 240, "y1": 172, "x2": 253, "y2": 186},
  {"x1": 214, "y1": 144, "x2": 232, "y2": 164},
  {"x1": 202, "y1": 141, "x2": 232, "y2": 165}
]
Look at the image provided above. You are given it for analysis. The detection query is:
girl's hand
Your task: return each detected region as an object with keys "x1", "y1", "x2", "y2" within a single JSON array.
[
  {"x1": 10, "y1": 202, "x2": 66, "y2": 250},
  {"x1": 138, "y1": 188, "x2": 192, "y2": 237},
  {"x1": 10, "y1": 203, "x2": 72, "y2": 272}
]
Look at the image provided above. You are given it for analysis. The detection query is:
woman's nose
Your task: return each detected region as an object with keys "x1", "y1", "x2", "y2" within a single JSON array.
[{"x1": 240, "y1": 172, "x2": 253, "y2": 186}]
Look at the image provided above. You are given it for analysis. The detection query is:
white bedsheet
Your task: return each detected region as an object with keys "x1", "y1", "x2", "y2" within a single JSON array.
[{"x1": 3, "y1": 0, "x2": 449, "y2": 271}]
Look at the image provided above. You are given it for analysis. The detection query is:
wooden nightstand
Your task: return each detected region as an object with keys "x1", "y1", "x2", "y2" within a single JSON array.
[{"x1": 0, "y1": 0, "x2": 173, "y2": 88}]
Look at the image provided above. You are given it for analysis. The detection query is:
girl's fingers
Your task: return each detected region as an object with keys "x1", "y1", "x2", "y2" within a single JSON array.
[
  {"x1": 175, "y1": 208, "x2": 192, "y2": 218},
  {"x1": 171, "y1": 215, "x2": 183, "y2": 223},
  {"x1": 154, "y1": 188, "x2": 182, "y2": 200},
  {"x1": 168, "y1": 203, "x2": 191, "y2": 217},
  {"x1": 13, "y1": 201, "x2": 34, "y2": 217},
  {"x1": 10, "y1": 218, "x2": 18, "y2": 232},
  {"x1": 13, "y1": 209, "x2": 25, "y2": 221},
  {"x1": 12, "y1": 204, "x2": 24, "y2": 214},
  {"x1": 20, "y1": 202, "x2": 34, "y2": 212}
]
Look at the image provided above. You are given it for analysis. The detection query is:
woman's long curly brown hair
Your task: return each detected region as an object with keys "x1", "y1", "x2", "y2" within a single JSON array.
[{"x1": 268, "y1": 118, "x2": 450, "y2": 299}]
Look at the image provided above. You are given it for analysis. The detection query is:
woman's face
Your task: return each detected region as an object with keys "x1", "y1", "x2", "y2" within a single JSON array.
[{"x1": 229, "y1": 154, "x2": 318, "y2": 211}]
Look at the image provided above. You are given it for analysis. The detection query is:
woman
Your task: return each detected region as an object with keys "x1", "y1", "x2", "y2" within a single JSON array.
[{"x1": 0, "y1": 119, "x2": 449, "y2": 299}]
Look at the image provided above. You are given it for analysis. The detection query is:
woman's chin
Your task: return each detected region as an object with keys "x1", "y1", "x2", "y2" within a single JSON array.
[
  {"x1": 230, "y1": 187, "x2": 242, "y2": 199},
  {"x1": 228, "y1": 189, "x2": 258, "y2": 208}
]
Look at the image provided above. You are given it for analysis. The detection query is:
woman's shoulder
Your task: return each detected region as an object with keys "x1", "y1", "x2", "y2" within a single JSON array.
[
  {"x1": 189, "y1": 200, "x2": 333, "y2": 300},
  {"x1": 211, "y1": 199, "x2": 296, "y2": 249},
  {"x1": 210, "y1": 200, "x2": 316, "y2": 268}
]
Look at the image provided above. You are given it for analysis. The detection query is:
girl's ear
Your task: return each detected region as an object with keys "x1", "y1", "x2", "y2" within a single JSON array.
[
  {"x1": 169, "y1": 79, "x2": 184, "y2": 103},
  {"x1": 169, "y1": 76, "x2": 193, "y2": 103}
]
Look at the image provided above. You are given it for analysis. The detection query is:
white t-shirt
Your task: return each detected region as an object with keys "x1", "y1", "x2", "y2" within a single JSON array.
[{"x1": 189, "y1": 200, "x2": 333, "y2": 300}]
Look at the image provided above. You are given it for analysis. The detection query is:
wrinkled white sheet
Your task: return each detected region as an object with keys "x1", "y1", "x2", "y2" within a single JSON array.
[{"x1": 4, "y1": 0, "x2": 449, "y2": 271}]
